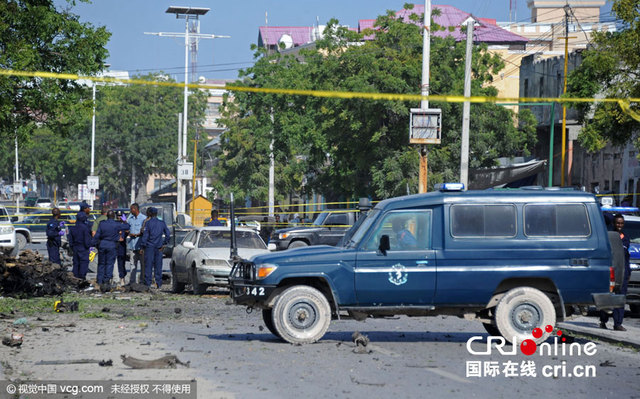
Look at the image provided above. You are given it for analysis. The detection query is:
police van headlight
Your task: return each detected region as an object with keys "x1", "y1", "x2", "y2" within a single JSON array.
[{"x1": 278, "y1": 233, "x2": 290, "y2": 240}]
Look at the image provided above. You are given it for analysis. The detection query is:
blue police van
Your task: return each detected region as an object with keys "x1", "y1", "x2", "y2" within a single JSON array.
[{"x1": 229, "y1": 185, "x2": 625, "y2": 344}]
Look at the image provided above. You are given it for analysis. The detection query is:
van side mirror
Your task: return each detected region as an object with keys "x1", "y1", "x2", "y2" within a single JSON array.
[{"x1": 378, "y1": 235, "x2": 390, "y2": 256}]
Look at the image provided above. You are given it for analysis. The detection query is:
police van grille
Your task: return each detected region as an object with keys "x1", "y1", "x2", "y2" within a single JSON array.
[{"x1": 234, "y1": 261, "x2": 255, "y2": 280}]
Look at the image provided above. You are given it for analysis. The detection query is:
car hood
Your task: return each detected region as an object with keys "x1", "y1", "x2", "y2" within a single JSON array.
[
  {"x1": 250, "y1": 245, "x2": 352, "y2": 265},
  {"x1": 199, "y1": 247, "x2": 269, "y2": 261},
  {"x1": 275, "y1": 226, "x2": 323, "y2": 235}
]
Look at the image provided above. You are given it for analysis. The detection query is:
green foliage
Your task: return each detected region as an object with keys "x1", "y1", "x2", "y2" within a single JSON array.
[
  {"x1": 567, "y1": 0, "x2": 640, "y2": 152},
  {"x1": 92, "y1": 74, "x2": 206, "y2": 201},
  {"x1": 213, "y1": 6, "x2": 538, "y2": 200},
  {"x1": 0, "y1": 0, "x2": 110, "y2": 139}
]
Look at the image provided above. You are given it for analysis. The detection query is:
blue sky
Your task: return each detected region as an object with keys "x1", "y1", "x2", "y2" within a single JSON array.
[{"x1": 57, "y1": 0, "x2": 610, "y2": 81}]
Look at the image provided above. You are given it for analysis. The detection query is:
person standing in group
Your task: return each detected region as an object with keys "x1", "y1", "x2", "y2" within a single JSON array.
[
  {"x1": 92, "y1": 210, "x2": 130, "y2": 290},
  {"x1": 114, "y1": 210, "x2": 129, "y2": 287},
  {"x1": 600, "y1": 213, "x2": 632, "y2": 331},
  {"x1": 45, "y1": 207, "x2": 64, "y2": 265},
  {"x1": 207, "y1": 209, "x2": 223, "y2": 226},
  {"x1": 68, "y1": 212, "x2": 91, "y2": 279},
  {"x1": 92, "y1": 207, "x2": 108, "y2": 237},
  {"x1": 126, "y1": 203, "x2": 146, "y2": 284},
  {"x1": 139, "y1": 207, "x2": 170, "y2": 289}
]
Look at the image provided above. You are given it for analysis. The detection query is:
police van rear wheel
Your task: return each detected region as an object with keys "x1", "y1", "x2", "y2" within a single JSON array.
[
  {"x1": 273, "y1": 285, "x2": 331, "y2": 344},
  {"x1": 495, "y1": 287, "x2": 555, "y2": 345}
]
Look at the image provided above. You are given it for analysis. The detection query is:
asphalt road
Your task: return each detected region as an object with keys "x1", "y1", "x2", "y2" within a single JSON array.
[{"x1": 13, "y1": 242, "x2": 640, "y2": 399}]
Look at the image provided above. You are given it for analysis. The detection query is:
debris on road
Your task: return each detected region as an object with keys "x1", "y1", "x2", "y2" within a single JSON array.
[
  {"x1": 0, "y1": 250, "x2": 89, "y2": 297},
  {"x1": 351, "y1": 331, "x2": 371, "y2": 354},
  {"x1": 2, "y1": 332, "x2": 23, "y2": 347},
  {"x1": 35, "y1": 359, "x2": 112, "y2": 366},
  {"x1": 121, "y1": 354, "x2": 190, "y2": 369},
  {"x1": 54, "y1": 300, "x2": 79, "y2": 312}
]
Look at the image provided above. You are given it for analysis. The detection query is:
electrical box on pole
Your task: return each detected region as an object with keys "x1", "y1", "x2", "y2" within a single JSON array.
[{"x1": 410, "y1": 108, "x2": 442, "y2": 145}]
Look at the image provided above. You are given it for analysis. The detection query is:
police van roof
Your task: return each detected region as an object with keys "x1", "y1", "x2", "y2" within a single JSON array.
[{"x1": 374, "y1": 189, "x2": 598, "y2": 212}]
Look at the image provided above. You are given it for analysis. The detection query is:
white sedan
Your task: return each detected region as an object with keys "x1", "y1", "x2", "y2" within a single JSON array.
[{"x1": 170, "y1": 226, "x2": 269, "y2": 294}]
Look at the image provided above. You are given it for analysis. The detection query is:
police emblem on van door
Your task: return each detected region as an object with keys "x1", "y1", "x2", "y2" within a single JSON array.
[{"x1": 388, "y1": 264, "x2": 408, "y2": 286}]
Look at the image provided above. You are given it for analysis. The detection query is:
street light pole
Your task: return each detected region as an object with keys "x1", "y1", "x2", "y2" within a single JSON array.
[
  {"x1": 90, "y1": 82, "x2": 96, "y2": 208},
  {"x1": 15, "y1": 135, "x2": 19, "y2": 215},
  {"x1": 145, "y1": 6, "x2": 229, "y2": 214}
]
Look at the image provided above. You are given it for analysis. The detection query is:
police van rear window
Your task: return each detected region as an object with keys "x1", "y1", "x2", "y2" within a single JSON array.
[
  {"x1": 451, "y1": 204, "x2": 517, "y2": 237},
  {"x1": 524, "y1": 203, "x2": 591, "y2": 237}
]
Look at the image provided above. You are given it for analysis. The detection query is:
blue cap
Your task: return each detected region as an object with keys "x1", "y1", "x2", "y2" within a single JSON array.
[
  {"x1": 148, "y1": 207, "x2": 158, "y2": 215},
  {"x1": 80, "y1": 202, "x2": 91, "y2": 210}
]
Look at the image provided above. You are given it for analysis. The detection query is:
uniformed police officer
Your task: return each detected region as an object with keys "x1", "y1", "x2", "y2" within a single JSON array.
[
  {"x1": 45, "y1": 207, "x2": 64, "y2": 265},
  {"x1": 92, "y1": 210, "x2": 130, "y2": 289},
  {"x1": 140, "y1": 207, "x2": 171, "y2": 288},
  {"x1": 68, "y1": 212, "x2": 92, "y2": 279}
]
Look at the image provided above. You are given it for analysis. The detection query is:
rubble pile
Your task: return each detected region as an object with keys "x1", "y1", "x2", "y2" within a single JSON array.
[{"x1": 0, "y1": 250, "x2": 89, "y2": 297}]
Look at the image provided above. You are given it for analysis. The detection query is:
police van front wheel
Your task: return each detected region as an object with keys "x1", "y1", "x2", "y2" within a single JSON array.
[
  {"x1": 495, "y1": 287, "x2": 556, "y2": 345},
  {"x1": 272, "y1": 285, "x2": 331, "y2": 344}
]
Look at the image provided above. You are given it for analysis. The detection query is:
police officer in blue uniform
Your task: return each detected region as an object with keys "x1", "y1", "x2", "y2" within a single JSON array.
[
  {"x1": 68, "y1": 212, "x2": 92, "y2": 279},
  {"x1": 92, "y1": 210, "x2": 130, "y2": 289},
  {"x1": 140, "y1": 207, "x2": 171, "y2": 288},
  {"x1": 46, "y1": 207, "x2": 64, "y2": 265}
]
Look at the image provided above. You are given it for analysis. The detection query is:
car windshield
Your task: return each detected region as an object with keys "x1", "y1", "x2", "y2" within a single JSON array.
[
  {"x1": 312, "y1": 212, "x2": 328, "y2": 226},
  {"x1": 344, "y1": 209, "x2": 379, "y2": 248},
  {"x1": 37, "y1": 198, "x2": 51, "y2": 203},
  {"x1": 198, "y1": 230, "x2": 266, "y2": 249},
  {"x1": 623, "y1": 220, "x2": 640, "y2": 244}
]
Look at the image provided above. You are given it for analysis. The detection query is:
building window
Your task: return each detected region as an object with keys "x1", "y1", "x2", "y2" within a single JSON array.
[
  {"x1": 539, "y1": 77, "x2": 544, "y2": 97},
  {"x1": 524, "y1": 79, "x2": 529, "y2": 97},
  {"x1": 154, "y1": 179, "x2": 172, "y2": 191}
]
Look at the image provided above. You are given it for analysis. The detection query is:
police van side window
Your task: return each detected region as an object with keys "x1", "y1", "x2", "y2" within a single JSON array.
[
  {"x1": 524, "y1": 204, "x2": 590, "y2": 237},
  {"x1": 451, "y1": 204, "x2": 516, "y2": 237},
  {"x1": 363, "y1": 210, "x2": 431, "y2": 251}
]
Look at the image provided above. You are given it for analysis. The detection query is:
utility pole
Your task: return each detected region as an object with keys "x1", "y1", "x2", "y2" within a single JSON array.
[
  {"x1": 146, "y1": 7, "x2": 229, "y2": 214},
  {"x1": 269, "y1": 110, "x2": 275, "y2": 217},
  {"x1": 460, "y1": 17, "x2": 475, "y2": 187},
  {"x1": 14, "y1": 135, "x2": 19, "y2": 215},
  {"x1": 410, "y1": 0, "x2": 441, "y2": 193},
  {"x1": 560, "y1": 4, "x2": 572, "y2": 187}
]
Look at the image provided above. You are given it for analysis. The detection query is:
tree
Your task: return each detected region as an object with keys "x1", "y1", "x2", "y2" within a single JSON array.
[
  {"x1": 567, "y1": 0, "x2": 640, "y2": 152},
  {"x1": 213, "y1": 5, "x2": 538, "y2": 202},
  {"x1": 0, "y1": 0, "x2": 110, "y2": 141},
  {"x1": 92, "y1": 74, "x2": 206, "y2": 202}
]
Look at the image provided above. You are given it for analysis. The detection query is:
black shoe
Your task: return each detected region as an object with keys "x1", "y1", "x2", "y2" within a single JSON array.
[
  {"x1": 599, "y1": 322, "x2": 608, "y2": 329},
  {"x1": 613, "y1": 325, "x2": 627, "y2": 332}
]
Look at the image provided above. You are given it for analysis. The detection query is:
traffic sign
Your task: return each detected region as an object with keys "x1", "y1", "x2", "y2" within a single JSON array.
[{"x1": 87, "y1": 175, "x2": 100, "y2": 190}]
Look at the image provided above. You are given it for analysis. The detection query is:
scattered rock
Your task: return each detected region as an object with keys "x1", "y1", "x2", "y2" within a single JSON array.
[
  {"x1": 121, "y1": 354, "x2": 190, "y2": 369},
  {"x1": 2, "y1": 333, "x2": 23, "y2": 347},
  {"x1": 174, "y1": 308, "x2": 182, "y2": 314}
]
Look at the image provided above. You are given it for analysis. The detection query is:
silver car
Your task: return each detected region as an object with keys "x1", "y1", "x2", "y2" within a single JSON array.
[{"x1": 170, "y1": 226, "x2": 269, "y2": 294}]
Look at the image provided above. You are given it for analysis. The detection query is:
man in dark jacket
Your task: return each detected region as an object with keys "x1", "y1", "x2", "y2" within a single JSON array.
[
  {"x1": 92, "y1": 210, "x2": 130, "y2": 288},
  {"x1": 600, "y1": 213, "x2": 632, "y2": 331},
  {"x1": 46, "y1": 208, "x2": 64, "y2": 265},
  {"x1": 69, "y1": 212, "x2": 92, "y2": 279},
  {"x1": 140, "y1": 207, "x2": 171, "y2": 288}
]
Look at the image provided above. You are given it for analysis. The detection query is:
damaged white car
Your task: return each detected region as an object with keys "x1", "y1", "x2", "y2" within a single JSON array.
[{"x1": 170, "y1": 226, "x2": 269, "y2": 294}]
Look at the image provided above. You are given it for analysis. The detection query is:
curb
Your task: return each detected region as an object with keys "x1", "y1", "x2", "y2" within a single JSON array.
[{"x1": 558, "y1": 323, "x2": 640, "y2": 350}]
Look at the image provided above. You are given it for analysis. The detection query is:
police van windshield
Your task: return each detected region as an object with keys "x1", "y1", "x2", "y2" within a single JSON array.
[{"x1": 343, "y1": 209, "x2": 379, "y2": 248}]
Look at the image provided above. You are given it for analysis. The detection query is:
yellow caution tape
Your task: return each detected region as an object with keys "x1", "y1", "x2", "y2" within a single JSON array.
[{"x1": 0, "y1": 68, "x2": 638, "y2": 113}]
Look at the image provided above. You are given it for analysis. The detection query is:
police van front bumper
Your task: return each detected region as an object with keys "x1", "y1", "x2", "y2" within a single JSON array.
[{"x1": 592, "y1": 293, "x2": 626, "y2": 310}]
